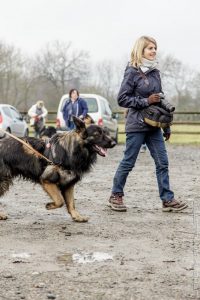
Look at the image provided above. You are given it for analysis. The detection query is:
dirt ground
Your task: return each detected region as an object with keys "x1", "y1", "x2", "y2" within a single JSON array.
[{"x1": 0, "y1": 144, "x2": 200, "y2": 300}]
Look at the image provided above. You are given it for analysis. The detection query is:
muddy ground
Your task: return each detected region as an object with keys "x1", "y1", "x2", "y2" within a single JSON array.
[{"x1": 0, "y1": 144, "x2": 200, "y2": 300}]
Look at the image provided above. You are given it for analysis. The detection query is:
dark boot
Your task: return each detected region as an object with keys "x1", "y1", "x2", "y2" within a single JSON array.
[
  {"x1": 108, "y1": 194, "x2": 127, "y2": 212},
  {"x1": 162, "y1": 199, "x2": 188, "y2": 212}
]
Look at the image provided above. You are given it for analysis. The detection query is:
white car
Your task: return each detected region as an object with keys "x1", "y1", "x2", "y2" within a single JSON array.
[
  {"x1": 56, "y1": 93, "x2": 118, "y2": 142},
  {"x1": 0, "y1": 104, "x2": 29, "y2": 137}
]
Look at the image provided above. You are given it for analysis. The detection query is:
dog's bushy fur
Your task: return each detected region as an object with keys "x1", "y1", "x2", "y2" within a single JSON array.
[{"x1": 0, "y1": 117, "x2": 116, "y2": 222}]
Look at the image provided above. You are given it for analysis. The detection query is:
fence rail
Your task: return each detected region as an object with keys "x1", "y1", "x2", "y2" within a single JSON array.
[
  {"x1": 21, "y1": 111, "x2": 200, "y2": 135},
  {"x1": 21, "y1": 110, "x2": 200, "y2": 119}
]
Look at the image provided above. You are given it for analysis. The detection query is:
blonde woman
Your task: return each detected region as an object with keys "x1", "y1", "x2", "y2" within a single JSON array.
[{"x1": 108, "y1": 36, "x2": 187, "y2": 212}]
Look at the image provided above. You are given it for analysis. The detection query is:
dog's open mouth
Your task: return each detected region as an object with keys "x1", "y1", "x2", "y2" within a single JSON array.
[{"x1": 93, "y1": 145, "x2": 107, "y2": 157}]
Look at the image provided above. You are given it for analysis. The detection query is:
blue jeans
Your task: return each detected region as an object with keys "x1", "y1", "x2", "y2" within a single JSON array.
[{"x1": 112, "y1": 130, "x2": 174, "y2": 201}]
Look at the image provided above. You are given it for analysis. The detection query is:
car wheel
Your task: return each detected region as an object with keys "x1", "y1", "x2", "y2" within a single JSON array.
[{"x1": 6, "y1": 128, "x2": 11, "y2": 133}]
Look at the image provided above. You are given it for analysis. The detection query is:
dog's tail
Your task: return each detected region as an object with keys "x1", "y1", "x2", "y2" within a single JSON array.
[{"x1": 0, "y1": 160, "x2": 13, "y2": 196}]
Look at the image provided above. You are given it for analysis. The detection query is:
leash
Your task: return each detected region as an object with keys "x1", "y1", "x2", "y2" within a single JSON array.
[{"x1": 0, "y1": 128, "x2": 54, "y2": 165}]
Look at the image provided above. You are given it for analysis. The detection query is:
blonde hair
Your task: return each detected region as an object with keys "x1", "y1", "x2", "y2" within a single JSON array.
[{"x1": 130, "y1": 36, "x2": 157, "y2": 67}]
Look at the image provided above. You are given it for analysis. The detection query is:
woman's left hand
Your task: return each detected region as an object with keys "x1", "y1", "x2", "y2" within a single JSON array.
[{"x1": 163, "y1": 132, "x2": 171, "y2": 141}]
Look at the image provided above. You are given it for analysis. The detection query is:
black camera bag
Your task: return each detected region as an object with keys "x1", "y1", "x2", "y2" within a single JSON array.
[{"x1": 140, "y1": 105, "x2": 173, "y2": 129}]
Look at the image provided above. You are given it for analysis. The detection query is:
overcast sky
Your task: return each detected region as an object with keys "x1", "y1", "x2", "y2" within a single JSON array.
[{"x1": 0, "y1": 0, "x2": 199, "y2": 70}]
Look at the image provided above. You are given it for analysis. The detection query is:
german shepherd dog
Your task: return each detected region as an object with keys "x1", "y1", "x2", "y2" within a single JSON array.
[{"x1": 0, "y1": 117, "x2": 116, "y2": 222}]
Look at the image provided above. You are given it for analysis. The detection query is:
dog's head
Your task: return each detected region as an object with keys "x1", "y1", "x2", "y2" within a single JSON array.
[
  {"x1": 73, "y1": 116, "x2": 116, "y2": 157},
  {"x1": 40, "y1": 126, "x2": 57, "y2": 139}
]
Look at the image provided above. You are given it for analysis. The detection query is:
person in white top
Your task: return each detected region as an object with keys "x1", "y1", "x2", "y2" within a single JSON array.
[{"x1": 28, "y1": 100, "x2": 48, "y2": 138}]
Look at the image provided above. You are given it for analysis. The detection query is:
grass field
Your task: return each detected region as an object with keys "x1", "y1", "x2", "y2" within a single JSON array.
[{"x1": 118, "y1": 123, "x2": 200, "y2": 145}]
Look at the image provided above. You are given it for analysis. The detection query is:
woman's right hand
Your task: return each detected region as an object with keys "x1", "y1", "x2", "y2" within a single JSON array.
[{"x1": 148, "y1": 94, "x2": 160, "y2": 104}]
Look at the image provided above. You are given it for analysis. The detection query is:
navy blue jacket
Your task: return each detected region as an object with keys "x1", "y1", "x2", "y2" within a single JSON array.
[
  {"x1": 117, "y1": 65, "x2": 170, "y2": 133},
  {"x1": 62, "y1": 97, "x2": 88, "y2": 126}
]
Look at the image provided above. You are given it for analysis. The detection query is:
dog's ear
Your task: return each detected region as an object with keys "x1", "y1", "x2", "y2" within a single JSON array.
[{"x1": 73, "y1": 116, "x2": 87, "y2": 136}]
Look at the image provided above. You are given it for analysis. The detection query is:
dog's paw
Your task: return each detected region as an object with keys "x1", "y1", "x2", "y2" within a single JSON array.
[
  {"x1": 73, "y1": 215, "x2": 89, "y2": 223},
  {"x1": 0, "y1": 213, "x2": 8, "y2": 220},
  {"x1": 46, "y1": 202, "x2": 57, "y2": 210},
  {"x1": 46, "y1": 201, "x2": 64, "y2": 210}
]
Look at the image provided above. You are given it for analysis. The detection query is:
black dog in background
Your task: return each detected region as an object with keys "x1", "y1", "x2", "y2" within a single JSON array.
[
  {"x1": 38, "y1": 114, "x2": 93, "y2": 138},
  {"x1": 39, "y1": 126, "x2": 57, "y2": 139}
]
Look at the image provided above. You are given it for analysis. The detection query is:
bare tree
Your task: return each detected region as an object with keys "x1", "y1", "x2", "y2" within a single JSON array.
[
  {"x1": 159, "y1": 54, "x2": 196, "y2": 108},
  {"x1": 1, "y1": 39, "x2": 199, "y2": 113},
  {"x1": 16, "y1": 58, "x2": 39, "y2": 110},
  {"x1": 35, "y1": 41, "x2": 90, "y2": 97},
  {"x1": 95, "y1": 60, "x2": 114, "y2": 99},
  {"x1": 0, "y1": 42, "x2": 23, "y2": 105},
  {"x1": 90, "y1": 58, "x2": 127, "y2": 109}
]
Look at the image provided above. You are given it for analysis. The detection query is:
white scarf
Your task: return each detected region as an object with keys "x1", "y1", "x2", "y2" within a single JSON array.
[{"x1": 140, "y1": 58, "x2": 159, "y2": 73}]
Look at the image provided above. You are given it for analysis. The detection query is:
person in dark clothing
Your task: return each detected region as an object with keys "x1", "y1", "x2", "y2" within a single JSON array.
[
  {"x1": 125, "y1": 108, "x2": 147, "y2": 153},
  {"x1": 62, "y1": 89, "x2": 88, "y2": 130},
  {"x1": 108, "y1": 36, "x2": 188, "y2": 212}
]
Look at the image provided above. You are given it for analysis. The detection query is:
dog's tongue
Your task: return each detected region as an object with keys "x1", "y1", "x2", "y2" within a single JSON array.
[
  {"x1": 95, "y1": 145, "x2": 107, "y2": 156},
  {"x1": 100, "y1": 147, "x2": 107, "y2": 156}
]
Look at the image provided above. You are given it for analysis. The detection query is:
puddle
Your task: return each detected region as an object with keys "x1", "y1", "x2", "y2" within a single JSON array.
[
  {"x1": 73, "y1": 252, "x2": 113, "y2": 264},
  {"x1": 11, "y1": 253, "x2": 31, "y2": 259},
  {"x1": 57, "y1": 252, "x2": 113, "y2": 264}
]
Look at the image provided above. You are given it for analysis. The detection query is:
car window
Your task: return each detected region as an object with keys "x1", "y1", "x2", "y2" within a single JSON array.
[
  {"x1": 2, "y1": 107, "x2": 12, "y2": 118},
  {"x1": 61, "y1": 97, "x2": 98, "y2": 113},
  {"x1": 99, "y1": 96, "x2": 112, "y2": 116},
  {"x1": 99, "y1": 100, "x2": 106, "y2": 115},
  {"x1": 104, "y1": 102, "x2": 112, "y2": 116},
  {"x1": 100, "y1": 100, "x2": 112, "y2": 116},
  {"x1": 84, "y1": 98, "x2": 98, "y2": 113},
  {"x1": 10, "y1": 107, "x2": 21, "y2": 120}
]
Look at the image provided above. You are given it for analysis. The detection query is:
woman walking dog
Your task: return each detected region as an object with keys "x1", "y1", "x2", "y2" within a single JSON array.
[{"x1": 108, "y1": 35, "x2": 188, "y2": 212}]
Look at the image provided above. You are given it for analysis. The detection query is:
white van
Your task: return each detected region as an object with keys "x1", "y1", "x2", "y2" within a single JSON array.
[{"x1": 56, "y1": 93, "x2": 118, "y2": 142}]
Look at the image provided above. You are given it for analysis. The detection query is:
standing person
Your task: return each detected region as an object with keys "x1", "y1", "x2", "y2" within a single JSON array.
[
  {"x1": 28, "y1": 100, "x2": 48, "y2": 138},
  {"x1": 108, "y1": 36, "x2": 188, "y2": 212},
  {"x1": 62, "y1": 89, "x2": 88, "y2": 130}
]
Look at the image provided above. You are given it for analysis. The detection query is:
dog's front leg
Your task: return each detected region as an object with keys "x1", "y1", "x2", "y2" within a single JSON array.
[
  {"x1": 63, "y1": 185, "x2": 89, "y2": 222},
  {"x1": 41, "y1": 181, "x2": 64, "y2": 210}
]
